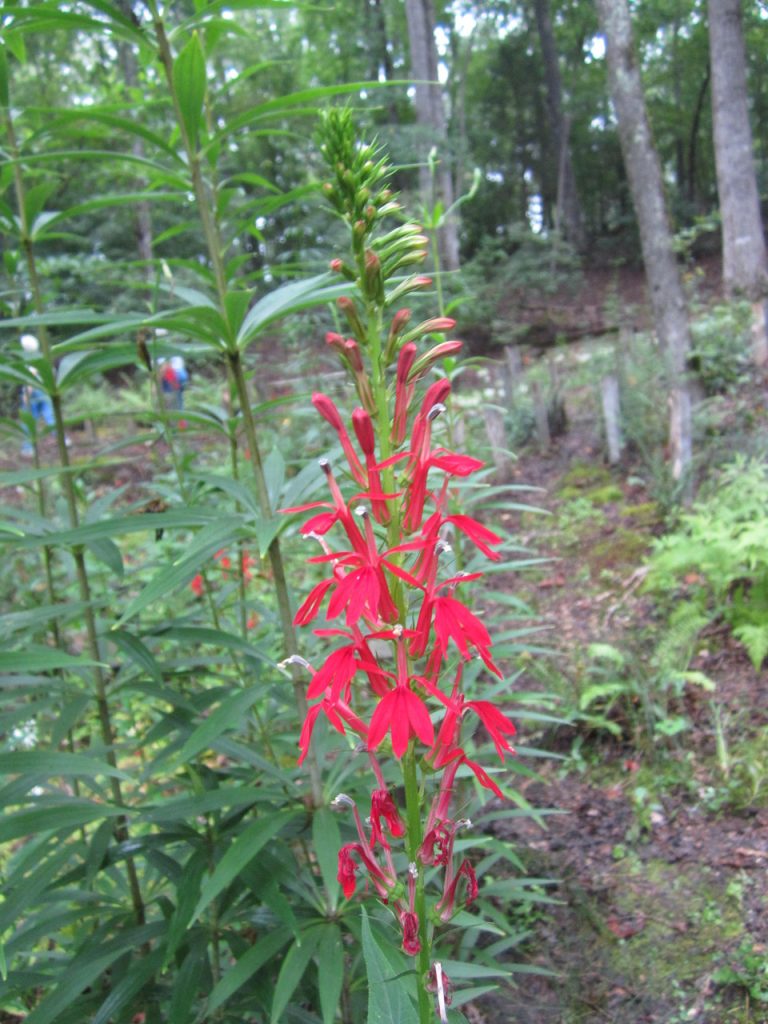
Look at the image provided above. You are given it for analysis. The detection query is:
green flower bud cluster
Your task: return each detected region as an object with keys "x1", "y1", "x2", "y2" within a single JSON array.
[{"x1": 318, "y1": 108, "x2": 396, "y2": 233}]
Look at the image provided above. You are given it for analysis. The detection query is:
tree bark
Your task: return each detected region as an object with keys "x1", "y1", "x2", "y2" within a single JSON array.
[
  {"x1": 595, "y1": 0, "x2": 693, "y2": 481},
  {"x1": 708, "y1": 0, "x2": 768, "y2": 364},
  {"x1": 115, "y1": 1, "x2": 153, "y2": 277},
  {"x1": 533, "y1": 0, "x2": 585, "y2": 251},
  {"x1": 404, "y1": 0, "x2": 460, "y2": 273}
]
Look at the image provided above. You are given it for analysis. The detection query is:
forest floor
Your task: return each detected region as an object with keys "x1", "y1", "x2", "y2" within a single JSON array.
[{"x1": 467, "y1": 383, "x2": 768, "y2": 1024}]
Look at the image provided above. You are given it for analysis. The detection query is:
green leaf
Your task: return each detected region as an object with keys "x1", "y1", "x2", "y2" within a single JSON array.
[
  {"x1": 176, "y1": 685, "x2": 266, "y2": 764},
  {"x1": 207, "y1": 926, "x2": 291, "y2": 1013},
  {"x1": 162, "y1": 850, "x2": 207, "y2": 967},
  {"x1": 317, "y1": 923, "x2": 344, "y2": 1024},
  {"x1": 173, "y1": 32, "x2": 207, "y2": 148},
  {"x1": 0, "y1": 751, "x2": 129, "y2": 780},
  {"x1": 85, "y1": 537, "x2": 124, "y2": 577},
  {"x1": 168, "y1": 942, "x2": 208, "y2": 1024},
  {"x1": 270, "y1": 926, "x2": 323, "y2": 1024},
  {"x1": 192, "y1": 810, "x2": 295, "y2": 925},
  {"x1": 91, "y1": 947, "x2": 166, "y2": 1024},
  {"x1": 0, "y1": 800, "x2": 128, "y2": 843},
  {"x1": 361, "y1": 907, "x2": 419, "y2": 1024},
  {"x1": 312, "y1": 807, "x2": 341, "y2": 912},
  {"x1": 13, "y1": 508, "x2": 220, "y2": 548},
  {"x1": 0, "y1": 647, "x2": 105, "y2": 673},
  {"x1": 23, "y1": 924, "x2": 164, "y2": 1024},
  {"x1": 109, "y1": 630, "x2": 163, "y2": 684},
  {"x1": 236, "y1": 273, "x2": 349, "y2": 348},
  {"x1": 0, "y1": 44, "x2": 9, "y2": 109}
]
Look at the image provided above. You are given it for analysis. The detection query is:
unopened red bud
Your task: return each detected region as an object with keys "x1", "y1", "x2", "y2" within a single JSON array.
[
  {"x1": 344, "y1": 338, "x2": 365, "y2": 374},
  {"x1": 396, "y1": 342, "x2": 417, "y2": 383},
  {"x1": 364, "y1": 249, "x2": 384, "y2": 302},
  {"x1": 326, "y1": 331, "x2": 346, "y2": 356},
  {"x1": 337, "y1": 296, "x2": 366, "y2": 340},
  {"x1": 408, "y1": 340, "x2": 464, "y2": 382},
  {"x1": 419, "y1": 317, "x2": 456, "y2": 334},
  {"x1": 352, "y1": 408, "x2": 376, "y2": 456},
  {"x1": 392, "y1": 309, "x2": 412, "y2": 333},
  {"x1": 312, "y1": 392, "x2": 344, "y2": 432},
  {"x1": 322, "y1": 182, "x2": 334, "y2": 195},
  {"x1": 329, "y1": 258, "x2": 357, "y2": 282}
]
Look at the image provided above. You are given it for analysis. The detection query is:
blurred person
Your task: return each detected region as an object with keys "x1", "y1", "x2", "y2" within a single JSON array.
[
  {"x1": 158, "y1": 354, "x2": 189, "y2": 413},
  {"x1": 19, "y1": 333, "x2": 54, "y2": 456}
]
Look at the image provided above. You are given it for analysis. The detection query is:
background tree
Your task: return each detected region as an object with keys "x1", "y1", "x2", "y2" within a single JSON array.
[
  {"x1": 708, "y1": 0, "x2": 768, "y2": 364},
  {"x1": 594, "y1": 0, "x2": 693, "y2": 482},
  {"x1": 404, "y1": 0, "x2": 461, "y2": 272},
  {"x1": 532, "y1": 0, "x2": 585, "y2": 250}
]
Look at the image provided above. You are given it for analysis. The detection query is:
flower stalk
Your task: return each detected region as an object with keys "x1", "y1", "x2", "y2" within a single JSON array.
[{"x1": 286, "y1": 110, "x2": 517, "y2": 1021}]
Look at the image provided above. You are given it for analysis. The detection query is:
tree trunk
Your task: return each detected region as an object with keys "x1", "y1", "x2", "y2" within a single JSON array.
[
  {"x1": 595, "y1": 0, "x2": 693, "y2": 481},
  {"x1": 533, "y1": 0, "x2": 585, "y2": 252},
  {"x1": 404, "y1": 0, "x2": 460, "y2": 273},
  {"x1": 115, "y1": 1, "x2": 153, "y2": 277},
  {"x1": 708, "y1": 0, "x2": 768, "y2": 365}
]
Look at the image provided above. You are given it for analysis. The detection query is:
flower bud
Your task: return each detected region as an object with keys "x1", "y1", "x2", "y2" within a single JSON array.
[
  {"x1": 312, "y1": 392, "x2": 344, "y2": 431},
  {"x1": 337, "y1": 296, "x2": 366, "y2": 341},
  {"x1": 343, "y1": 338, "x2": 364, "y2": 374},
  {"x1": 408, "y1": 340, "x2": 464, "y2": 382},
  {"x1": 364, "y1": 249, "x2": 385, "y2": 303},
  {"x1": 352, "y1": 407, "x2": 376, "y2": 456}
]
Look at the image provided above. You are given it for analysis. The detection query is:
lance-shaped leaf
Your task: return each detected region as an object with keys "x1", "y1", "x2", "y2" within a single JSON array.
[
  {"x1": 173, "y1": 32, "x2": 206, "y2": 149},
  {"x1": 192, "y1": 811, "x2": 296, "y2": 926},
  {"x1": 236, "y1": 273, "x2": 349, "y2": 349}
]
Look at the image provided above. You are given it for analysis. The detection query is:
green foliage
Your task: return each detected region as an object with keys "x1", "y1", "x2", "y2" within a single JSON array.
[
  {"x1": 688, "y1": 301, "x2": 751, "y2": 396},
  {"x1": 646, "y1": 457, "x2": 768, "y2": 671},
  {"x1": 713, "y1": 937, "x2": 768, "y2": 1004}
]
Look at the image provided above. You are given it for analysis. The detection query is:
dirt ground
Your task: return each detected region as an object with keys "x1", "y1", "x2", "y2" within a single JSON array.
[{"x1": 467, "y1": 416, "x2": 768, "y2": 1024}]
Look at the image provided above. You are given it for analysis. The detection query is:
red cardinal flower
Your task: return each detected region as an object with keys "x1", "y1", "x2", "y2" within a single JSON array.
[
  {"x1": 368, "y1": 682, "x2": 434, "y2": 757},
  {"x1": 370, "y1": 788, "x2": 405, "y2": 848}
]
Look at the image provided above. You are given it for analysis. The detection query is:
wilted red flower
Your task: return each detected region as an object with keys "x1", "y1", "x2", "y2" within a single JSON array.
[
  {"x1": 399, "y1": 910, "x2": 421, "y2": 955},
  {"x1": 369, "y1": 788, "x2": 405, "y2": 848}
]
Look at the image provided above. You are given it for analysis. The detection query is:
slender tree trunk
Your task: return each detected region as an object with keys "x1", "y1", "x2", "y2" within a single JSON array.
[
  {"x1": 533, "y1": 0, "x2": 585, "y2": 251},
  {"x1": 687, "y1": 70, "x2": 710, "y2": 208},
  {"x1": 116, "y1": 1, "x2": 153, "y2": 280},
  {"x1": 708, "y1": 0, "x2": 768, "y2": 364},
  {"x1": 404, "y1": 0, "x2": 460, "y2": 272},
  {"x1": 595, "y1": 0, "x2": 693, "y2": 481}
]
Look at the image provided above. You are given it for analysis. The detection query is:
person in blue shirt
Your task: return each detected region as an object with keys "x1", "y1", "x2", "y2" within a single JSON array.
[
  {"x1": 20, "y1": 333, "x2": 54, "y2": 456},
  {"x1": 158, "y1": 355, "x2": 189, "y2": 411}
]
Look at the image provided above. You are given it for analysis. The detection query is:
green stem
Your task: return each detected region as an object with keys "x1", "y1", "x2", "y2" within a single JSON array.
[
  {"x1": 155, "y1": 17, "x2": 324, "y2": 807},
  {"x1": 6, "y1": 102, "x2": 146, "y2": 927},
  {"x1": 403, "y1": 748, "x2": 433, "y2": 1024}
]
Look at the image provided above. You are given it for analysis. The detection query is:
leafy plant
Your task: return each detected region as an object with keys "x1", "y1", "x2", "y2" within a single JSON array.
[{"x1": 646, "y1": 456, "x2": 768, "y2": 671}]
